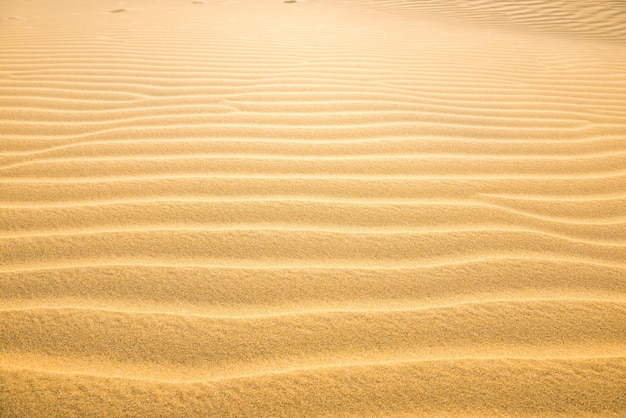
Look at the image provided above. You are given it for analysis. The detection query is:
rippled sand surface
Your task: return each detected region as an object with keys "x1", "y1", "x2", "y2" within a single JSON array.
[{"x1": 1, "y1": 0, "x2": 625, "y2": 416}]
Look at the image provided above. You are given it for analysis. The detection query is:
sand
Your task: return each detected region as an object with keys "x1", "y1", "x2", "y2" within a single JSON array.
[{"x1": 1, "y1": 0, "x2": 625, "y2": 416}]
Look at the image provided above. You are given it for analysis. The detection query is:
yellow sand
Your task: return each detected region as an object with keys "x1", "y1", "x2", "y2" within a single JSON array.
[{"x1": 1, "y1": 0, "x2": 625, "y2": 416}]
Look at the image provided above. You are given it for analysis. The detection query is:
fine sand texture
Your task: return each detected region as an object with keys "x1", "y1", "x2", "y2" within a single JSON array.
[{"x1": 1, "y1": 0, "x2": 626, "y2": 416}]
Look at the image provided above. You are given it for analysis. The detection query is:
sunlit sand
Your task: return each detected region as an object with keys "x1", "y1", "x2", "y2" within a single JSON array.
[{"x1": 1, "y1": 0, "x2": 625, "y2": 416}]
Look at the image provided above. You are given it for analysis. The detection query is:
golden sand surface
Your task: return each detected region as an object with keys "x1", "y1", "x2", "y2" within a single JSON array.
[{"x1": 1, "y1": 0, "x2": 625, "y2": 416}]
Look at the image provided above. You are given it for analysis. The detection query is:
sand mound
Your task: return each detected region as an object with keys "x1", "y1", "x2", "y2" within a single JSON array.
[{"x1": 1, "y1": 0, "x2": 625, "y2": 416}]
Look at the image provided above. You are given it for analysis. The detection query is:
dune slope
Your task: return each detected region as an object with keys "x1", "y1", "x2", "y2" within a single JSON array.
[{"x1": 1, "y1": 0, "x2": 625, "y2": 416}]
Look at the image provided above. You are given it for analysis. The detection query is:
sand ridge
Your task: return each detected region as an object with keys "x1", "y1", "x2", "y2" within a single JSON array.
[{"x1": 1, "y1": 0, "x2": 626, "y2": 416}]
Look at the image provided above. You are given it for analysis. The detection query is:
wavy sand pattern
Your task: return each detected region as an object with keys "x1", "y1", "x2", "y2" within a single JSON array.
[{"x1": 1, "y1": 0, "x2": 625, "y2": 416}]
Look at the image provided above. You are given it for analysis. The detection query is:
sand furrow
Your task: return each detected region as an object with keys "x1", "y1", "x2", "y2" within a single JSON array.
[
  {"x1": 1, "y1": 230, "x2": 624, "y2": 268},
  {"x1": 3, "y1": 358, "x2": 624, "y2": 417},
  {"x1": 3, "y1": 150, "x2": 626, "y2": 166},
  {"x1": 2, "y1": 156, "x2": 625, "y2": 179},
  {"x1": 2, "y1": 104, "x2": 624, "y2": 127},
  {"x1": 2, "y1": 295, "x2": 626, "y2": 320},
  {"x1": 5, "y1": 107, "x2": 622, "y2": 128},
  {"x1": 1, "y1": 301, "x2": 624, "y2": 365},
  {"x1": 2, "y1": 133, "x2": 625, "y2": 155},
  {"x1": 1, "y1": 202, "x2": 624, "y2": 243},
  {"x1": 2, "y1": 259, "x2": 624, "y2": 311},
  {"x1": 3, "y1": 84, "x2": 625, "y2": 103},
  {"x1": 4, "y1": 122, "x2": 623, "y2": 142},
  {"x1": 3, "y1": 172, "x2": 626, "y2": 182},
  {"x1": 2, "y1": 176, "x2": 624, "y2": 203},
  {"x1": 0, "y1": 224, "x2": 624, "y2": 246},
  {"x1": 1, "y1": 138, "x2": 624, "y2": 160},
  {"x1": 4, "y1": 92, "x2": 626, "y2": 115},
  {"x1": 480, "y1": 194, "x2": 626, "y2": 219},
  {"x1": 2, "y1": 352, "x2": 625, "y2": 385},
  {"x1": 1, "y1": 255, "x2": 624, "y2": 271}
]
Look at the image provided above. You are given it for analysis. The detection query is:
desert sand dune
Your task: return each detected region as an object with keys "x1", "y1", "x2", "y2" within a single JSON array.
[{"x1": 1, "y1": 0, "x2": 625, "y2": 416}]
